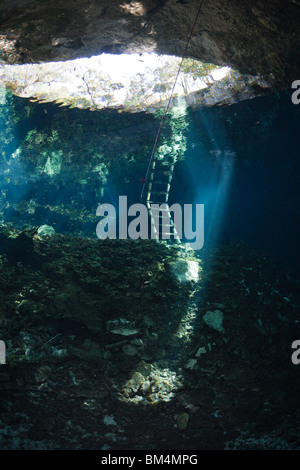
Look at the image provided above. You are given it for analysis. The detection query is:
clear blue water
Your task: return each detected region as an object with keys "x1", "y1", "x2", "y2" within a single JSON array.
[
  {"x1": 170, "y1": 90, "x2": 300, "y2": 274},
  {"x1": 0, "y1": 88, "x2": 299, "y2": 275}
]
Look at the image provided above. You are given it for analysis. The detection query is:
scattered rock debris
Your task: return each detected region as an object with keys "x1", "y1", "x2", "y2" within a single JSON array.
[{"x1": 0, "y1": 228, "x2": 299, "y2": 449}]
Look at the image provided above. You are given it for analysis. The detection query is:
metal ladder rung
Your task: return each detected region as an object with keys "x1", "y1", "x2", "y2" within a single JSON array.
[
  {"x1": 150, "y1": 213, "x2": 171, "y2": 218},
  {"x1": 148, "y1": 195, "x2": 168, "y2": 201},
  {"x1": 147, "y1": 201, "x2": 169, "y2": 205},
  {"x1": 150, "y1": 191, "x2": 168, "y2": 196},
  {"x1": 156, "y1": 170, "x2": 173, "y2": 176},
  {"x1": 150, "y1": 180, "x2": 169, "y2": 185}
]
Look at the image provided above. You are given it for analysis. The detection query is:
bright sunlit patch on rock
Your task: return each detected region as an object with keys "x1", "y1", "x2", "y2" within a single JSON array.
[
  {"x1": 211, "y1": 66, "x2": 231, "y2": 81},
  {"x1": 119, "y1": 1, "x2": 146, "y2": 16},
  {"x1": 119, "y1": 365, "x2": 183, "y2": 404},
  {"x1": 0, "y1": 53, "x2": 234, "y2": 112},
  {"x1": 0, "y1": 52, "x2": 273, "y2": 112}
]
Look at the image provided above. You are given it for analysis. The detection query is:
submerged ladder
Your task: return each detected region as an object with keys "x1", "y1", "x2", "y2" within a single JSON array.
[
  {"x1": 140, "y1": 0, "x2": 204, "y2": 247},
  {"x1": 146, "y1": 153, "x2": 181, "y2": 244}
]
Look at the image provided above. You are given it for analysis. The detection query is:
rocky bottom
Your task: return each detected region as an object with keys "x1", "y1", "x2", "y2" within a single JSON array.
[{"x1": 0, "y1": 226, "x2": 299, "y2": 450}]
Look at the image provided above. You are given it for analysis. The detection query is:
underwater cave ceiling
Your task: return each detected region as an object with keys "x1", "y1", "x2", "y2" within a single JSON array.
[{"x1": 0, "y1": 0, "x2": 300, "y2": 112}]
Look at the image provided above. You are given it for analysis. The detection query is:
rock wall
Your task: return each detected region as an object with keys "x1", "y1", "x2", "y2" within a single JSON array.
[{"x1": 1, "y1": 0, "x2": 300, "y2": 88}]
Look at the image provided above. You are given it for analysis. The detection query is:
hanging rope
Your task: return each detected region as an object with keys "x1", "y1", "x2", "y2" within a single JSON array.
[{"x1": 140, "y1": 0, "x2": 205, "y2": 202}]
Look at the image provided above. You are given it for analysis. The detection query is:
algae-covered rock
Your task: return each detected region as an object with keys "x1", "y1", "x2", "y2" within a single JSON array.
[
  {"x1": 37, "y1": 225, "x2": 55, "y2": 237},
  {"x1": 185, "y1": 358, "x2": 198, "y2": 370},
  {"x1": 203, "y1": 310, "x2": 225, "y2": 334},
  {"x1": 168, "y1": 260, "x2": 199, "y2": 283},
  {"x1": 195, "y1": 346, "x2": 207, "y2": 357},
  {"x1": 106, "y1": 318, "x2": 139, "y2": 336},
  {"x1": 43, "y1": 151, "x2": 63, "y2": 176},
  {"x1": 175, "y1": 412, "x2": 189, "y2": 431}
]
